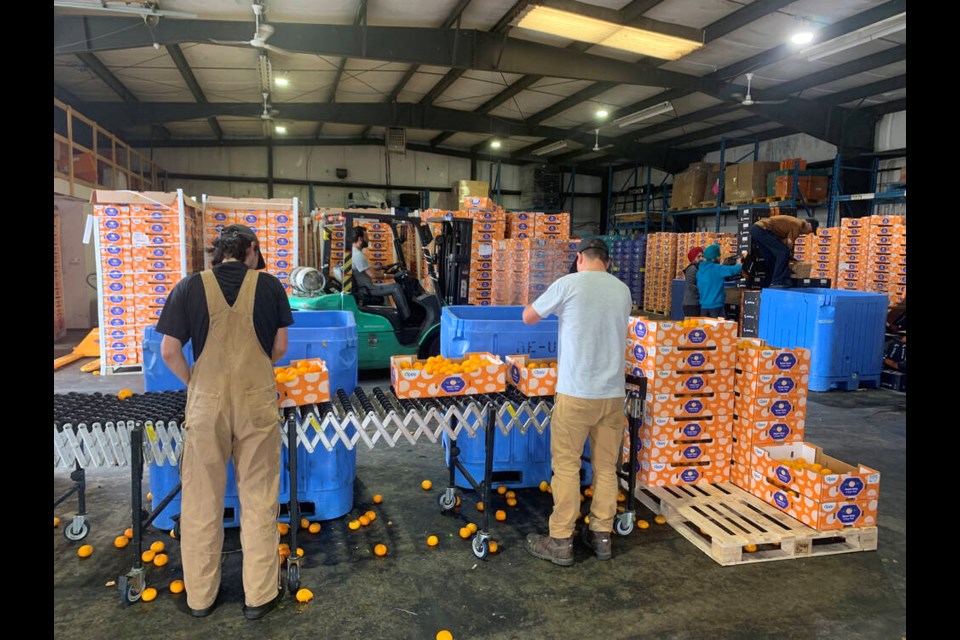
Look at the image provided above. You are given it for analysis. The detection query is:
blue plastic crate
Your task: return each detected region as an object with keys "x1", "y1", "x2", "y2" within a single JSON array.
[
  {"x1": 440, "y1": 306, "x2": 592, "y2": 489},
  {"x1": 758, "y1": 288, "x2": 888, "y2": 392}
]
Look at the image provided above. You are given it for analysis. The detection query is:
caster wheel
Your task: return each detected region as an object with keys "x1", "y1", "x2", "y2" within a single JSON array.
[
  {"x1": 614, "y1": 513, "x2": 634, "y2": 536},
  {"x1": 63, "y1": 518, "x2": 89, "y2": 542},
  {"x1": 438, "y1": 490, "x2": 457, "y2": 512},
  {"x1": 471, "y1": 535, "x2": 489, "y2": 560},
  {"x1": 287, "y1": 562, "x2": 300, "y2": 593},
  {"x1": 118, "y1": 574, "x2": 143, "y2": 606}
]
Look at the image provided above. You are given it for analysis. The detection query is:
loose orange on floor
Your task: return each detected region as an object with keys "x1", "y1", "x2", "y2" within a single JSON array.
[
  {"x1": 421, "y1": 480, "x2": 433, "y2": 490},
  {"x1": 150, "y1": 541, "x2": 165, "y2": 553},
  {"x1": 141, "y1": 588, "x2": 157, "y2": 602},
  {"x1": 495, "y1": 510, "x2": 506, "y2": 522},
  {"x1": 169, "y1": 580, "x2": 184, "y2": 594},
  {"x1": 114, "y1": 536, "x2": 129, "y2": 549},
  {"x1": 278, "y1": 522, "x2": 290, "y2": 535},
  {"x1": 309, "y1": 523, "x2": 321, "y2": 534},
  {"x1": 77, "y1": 545, "x2": 93, "y2": 558},
  {"x1": 296, "y1": 588, "x2": 314, "y2": 603},
  {"x1": 458, "y1": 527, "x2": 471, "y2": 539},
  {"x1": 348, "y1": 520, "x2": 361, "y2": 530},
  {"x1": 374, "y1": 544, "x2": 387, "y2": 557},
  {"x1": 373, "y1": 494, "x2": 383, "y2": 504},
  {"x1": 124, "y1": 528, "x2": 134, "y2": 540},
  {"x1": 54, "y1": 517, "x2": 60, "y2": 528},
  {"x1": 141, "y1": 550, "x2": 156, "y2": 563},
  {"x1": 153, "y1": 553, "x2": 169, "y2": 567},
  {"x1": 427, "y1": 535, "x2": 439, "y2": 547},
  {"x1": 437, "y1": 631, "x2": 453, "y2": 640},
  {"x1": 654, "y1": 515, "x2": 667, "y2": 525},
  {"x1": 466, "y1": 523, "x2": 478, "y2": 534}
]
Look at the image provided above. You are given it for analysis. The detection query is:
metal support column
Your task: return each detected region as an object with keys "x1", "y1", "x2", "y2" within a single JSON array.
[{"x1": 644, "y1": 166, "x2": 652, "y2": 236}]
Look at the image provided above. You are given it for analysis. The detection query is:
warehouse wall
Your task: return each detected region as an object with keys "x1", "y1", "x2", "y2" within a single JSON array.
[
  {"x1": 54, "y1": 195, "x2": 97, "y2": 330},
  {"x1": 875, "y1": 111, "x2": 906, "y2": 152}
]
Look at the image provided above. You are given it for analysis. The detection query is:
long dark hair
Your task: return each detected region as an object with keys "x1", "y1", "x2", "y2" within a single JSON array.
[{"x1": 206, "y1": 233, "x2": 252, "y2": 266}]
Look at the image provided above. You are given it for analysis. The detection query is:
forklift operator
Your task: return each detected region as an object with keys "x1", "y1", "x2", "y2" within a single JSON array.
[{"x1": 351, "y1": 227, "x2": 412, "y2": 320}]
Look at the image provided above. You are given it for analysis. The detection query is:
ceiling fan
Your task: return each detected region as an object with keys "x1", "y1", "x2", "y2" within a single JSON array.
[
  {"x1": 260, "y1": 92, "x2": 279, "y2": 121},
  {"x1": 592, "y1": 129, "x2": 613, "y2": 152},
  {"x1": 732, "y1": 73, "x2": 787, "y2": 106},
  {"x1": 211, "y1": 3, "x2": 288, "y2": 54}
]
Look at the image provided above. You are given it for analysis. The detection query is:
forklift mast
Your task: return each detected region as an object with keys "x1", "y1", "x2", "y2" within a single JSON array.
[{"x1": 426, "y1": 215, "x2": 473, "y2": 306}]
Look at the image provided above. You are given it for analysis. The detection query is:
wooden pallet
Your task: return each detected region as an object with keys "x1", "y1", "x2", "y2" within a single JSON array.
[
  {"x1": 697, "y1": 200, "x2": 720, "y2": 208},
  {"x1": 754, "y1": 196, "x2": 784, "y2": 204},
  {"x1": 642, "y1": 308, "x2": 669, "y2": 316},
  {"x1": 633, "y1": 481, "x2": 878, "y2": 566},
  {"x1": 723, "y1": 200, "x2": 751, "y2": 206}
]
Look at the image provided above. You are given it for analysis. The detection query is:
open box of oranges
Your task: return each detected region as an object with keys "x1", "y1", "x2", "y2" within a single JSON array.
[
  {"x1": 505, "y1": 355, "x2": 558, "y2": 397},
  {"x1": 274, "y1": 358, "x2": 330, "y2": 408},
  {"x1": 391, "y1": 352, "x2": 505, "y2": 399}
]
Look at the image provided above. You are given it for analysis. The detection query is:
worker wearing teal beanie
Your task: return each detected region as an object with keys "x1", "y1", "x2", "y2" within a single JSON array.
[{"x1": 695, "y1": 244, "x2": 742, "y2": 318}]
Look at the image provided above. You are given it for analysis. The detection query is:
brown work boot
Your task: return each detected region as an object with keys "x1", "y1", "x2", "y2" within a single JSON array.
[
  {"x1": 525, "y1": 533, "x2": 574, "y2": 567},
  {"x1": 581, "y1": 528, "x2": 612, "y2": 560}
]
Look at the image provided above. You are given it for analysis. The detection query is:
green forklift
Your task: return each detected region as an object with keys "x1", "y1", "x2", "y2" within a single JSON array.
[{"x1": 288, "y1": 210, "x2": 472, "y2": 370}]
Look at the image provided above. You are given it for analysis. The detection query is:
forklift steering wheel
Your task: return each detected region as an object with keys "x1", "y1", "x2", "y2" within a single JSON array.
[{"x1": 382, "y1": 262, "x2": 403, "y2": 275}]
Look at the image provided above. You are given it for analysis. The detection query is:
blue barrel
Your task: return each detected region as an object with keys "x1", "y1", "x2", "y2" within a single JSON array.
[
  {"x1": 758, "y1": 288, "x2": 887, "y2": 391},
  {"x1": 440, "y1": 306, "x2": 591, "y2": 489}
]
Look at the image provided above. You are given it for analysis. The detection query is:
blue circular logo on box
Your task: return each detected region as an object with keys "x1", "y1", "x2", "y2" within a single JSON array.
[
  {"x1": 685, "y1": 376, "x2": 704, "y2": 391},
  {"x1": 838, "y1": 504, "x2": 861, "y2": 524},
  {"x1": 769, "y1": 424, "x2": 790, "y2": 440},
  {"x1": 152, "y1": 261, "x2": 167, "y2": 269},
  {"x1": 109, "y1": 283, "x2": 124, "y2": 292},
  {"x1": 107, "y1": 258, "x2": 122, "y2": 267},
  {"x1": 776, "y1": 353, "x2": 797, "y2": 370},
  {"x1": 633, "y1": 344, "x2": 647, "y2": 361},
  {"x1": 108, "y1": 270, "x2": 123, "y2": 280},
  {"x1": 214, "y1": 212, "x2": 228, "y2": 222},
  {"x1": 108, "y1": 295, "x2": 124, "y2": 304},
  {"x1": 277, "y1": 238, "x2": 289, "y2": 246},
  {"x1": 111, "y1": 354, "x2": 128, "y2": 364},
  {"x1": 153, "y1": 285, "x2": 166, "y2": 294},
  {"x1": 151, "y1": 237, "x2": 164, "y2": 244},
  {"x1": 107, "y1": 246, "x2": 122, "y2": 255},
  {"x1": 244, "y1": 214, "x2": 258, "y2": 224},
  {"x1": 510, "y1": 366, "x2": 521, "y2": 385},
  {"x1": 109, "y1": 318, "x2": 126, "y2": 327},
  {"x1": 149, "y1": 211, "x2": 164, "y2": 219},
  {"x1": 277, "y1": 214, "x2": 290, "y2": 224},
  {"x1": 775, "y1": 466, "x2": 792, "y2": 484},
  {"x1": 277, "y1": 272, "x2": 289, "y2": 280},
  {"x1": 688, "y1": 329, "x2": 706, "y2": 344},
  {"x1": 109, "y1": 329, "x2": 125, "y2": 339},
  {"x1": 686, "y1": 352, "x2": 705, "y2": 367},
  {"x1": 840, "y1": 478, "x2": 864, "y2": 497},
  {"x1": 105, "y1": 207, "x2": 119, "y2": 216},
  {"x1": 156, "y1": 296, "x2": 167, "y2": 305},
  {"x1": 683, "y1": 446, "x2": 702, "y2": 460},
  {"x1": 633, "y1": 322, "x2": 647, "y2": 339},
  {"x1": 682, "y1": 423, "x2": 702, "y2": 438},
  {"x1": 151, "y1": 248, "x2": 166, "y2": 257},
  {"x1": 771, "y1": 401, "x2": 792, "y2": 417},
  {"x1": 105, "y1": 219, "x2": 120, "y2": 230},
  {"x1": 277, "y1": 226, "x2": 288, "y2": 234},
  {"x1": 276, "y1": 260, "x2": 288, "y2": 269},
  {"x1": 773, "y1": 377, "x2": 795, "y2": 394},
  {"x1": 109, "y1": 306, "x2": 124, "y2": 316},
  {"x1": 106, "y1": 232, "x2": 121, "y2": 242},
  {"x1": 154, "y1": 273, "x2": 167, "y2": 281},
  {"x1": 684, "y1": 399, "x2": 703, "y2": 414},
  {"x1": 110, "y1": 341, "x2": 126, "y2": 350},
  {"x1": 441, "y1": 376, "x2": 466, "y2": 393},
  {"x1": 150, "y1": 224, "x2": 163, "y2": 233},
  {"x1": 680, "y1": 469, "x2": 700, "y2": 483},
  {"x1": 774, "y1": 491, "x2": 789, "y2": 509},
  {"x1": 277, "y1": 248, "x2": 290, "y2": 258}
]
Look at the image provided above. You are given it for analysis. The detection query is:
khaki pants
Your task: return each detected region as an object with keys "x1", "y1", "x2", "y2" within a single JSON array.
[{"x1": 548, "y1": 393, "x2": 625, "y2": 538}]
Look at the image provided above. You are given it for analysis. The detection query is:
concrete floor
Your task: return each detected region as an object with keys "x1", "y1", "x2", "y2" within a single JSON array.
[{"x1": 54, "y1": 332, "x2": 906, "y2": 640}]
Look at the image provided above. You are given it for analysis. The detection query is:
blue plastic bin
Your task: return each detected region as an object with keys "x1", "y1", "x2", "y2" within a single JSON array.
[
  {"x1": 141, "y1": 310, "x2": 359, "y2": 529},
  {"x1": 758, "y1": 288, "x2": 887, "y2": 392},
  {"x1": 440, "y1": 306, "x2": 591, "y2": 489}
]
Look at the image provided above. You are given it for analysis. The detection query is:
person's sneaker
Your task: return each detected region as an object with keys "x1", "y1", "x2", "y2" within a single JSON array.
[
  {"x1": 581, "y1": 528, "x2": 612, "y2": 560},
  {"x1": 242, "y1": 589, "x2": 283, "y2": 621},
  {"x1": 524, "y1": 533, "x2": 574, "y2": 567}
]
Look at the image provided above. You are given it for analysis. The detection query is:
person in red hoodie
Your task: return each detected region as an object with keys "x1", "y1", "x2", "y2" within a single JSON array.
[{"x1": 682, "y1": 247, "x2": 704, "y2": 318}]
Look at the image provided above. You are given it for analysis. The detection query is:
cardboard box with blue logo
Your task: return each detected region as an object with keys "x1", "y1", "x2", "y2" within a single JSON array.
[{"x1": 749, "y1": 469, "x2": 878, "y2": 531}]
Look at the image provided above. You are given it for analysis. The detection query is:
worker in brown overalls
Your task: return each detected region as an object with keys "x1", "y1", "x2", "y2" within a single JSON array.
[{"x1": 158, "y1": 224, "x2": 293, "y2": 620}]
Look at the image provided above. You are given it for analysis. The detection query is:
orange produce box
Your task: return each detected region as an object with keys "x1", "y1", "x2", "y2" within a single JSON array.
[
  {"x1": 470, "y1": 289, "x2": 493, "y2": 300},
  {"x1": 638, "y1": 459, "x2": 730, "y2": 487},
  {"x1": 104, "y1": 350, "x2": 140, "y2": 367},
  {"x1": 731, "y1": 434, "x2": 758, "y2": 466},
  {"x1": 732, "y1": 414, "x2": 803, "y2": 446},
  {"x1": 735, "y1": 342, "x2": 811, "y2": 375},
  {"x1": 639, "y1": 437, "x2": 732, "y2": 465},
  {"x1": 266, "y1": 212, "x2": 295, "y2": 229},
  {"x1": 275, "y1": 358, "x2": 330, "y2": 407},
  {"x1": 136, "y1": 307, "x2": 164, "y2": 324},
  {"x1": 751, "y1": 441, "x2": 880, "y2": 502},
  {"x1": 462, "y1": 196, "x2": 498, "y2": 211},
  {"x1": 735, "y1": 369, "x2": 809, "y2": 400},
  {"x1": 730, "y1": 458, "x2": 752, "y2": 491},
  {"x1": 626, "y1": 341, "x2": 737, "y2": 372},
  {"x1": 135, "y1": 293, "x2": 169, "y2": 309},
  {"x1": 134, "y1": 271, "x2": 178, "y2": 288},
  {"x1": 645, "y1": 391, "x2": 734, "y2": 418},
  {"x1": 101, "y1": 252, "x2": 135, "y2": 271},
  {"x1": 133, "y1": 254, "x2": 183, "y2": 273},
  {"x1": 640, "y1": 369, "x2": 735, "y2": 395},
  {"x1": 131, "y1": 215, "x2": 180, "y2": 234},
  {"x1": 505, "y1": 355, "x2": 557, "y2": 397},
  {"x1": 629, "y1": 317, "x2": 738, "y2": 348},
  {"x1": 391, "y1": 352, "x2": 506, "y2": 399},
  {"x1": 641, "y1": 413, "x2": 732, "y2": 442},
  {"x1": 750, "y1": 471, "x2": 877, "y2": 531},
  {"x1": 734, "y1": 394, "x2": 807, "y2": 423},
  {"x1": 94, "y1": 204, "x2": 131, "y2": 218}
]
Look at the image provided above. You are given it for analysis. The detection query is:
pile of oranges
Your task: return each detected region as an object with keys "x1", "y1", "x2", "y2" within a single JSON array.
[
  {"x1": 274, "y1": 360, "x2": 324, "y2": 384},
  {"x1": 526, "y1": 361, "x2": 557, "y2": 369},
  {"x1": 399, "y1": 354, "x2": 485, "y2": 376},
  {"x1": 777, "y1": 458, "x2": 833, "y2": 475}
]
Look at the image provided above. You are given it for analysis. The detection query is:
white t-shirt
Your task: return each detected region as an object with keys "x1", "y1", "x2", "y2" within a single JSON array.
[
  {"x1": 531, "y1": 271, "x2": 631, "y2": 399},
  {"x1": 352, "y1": 246, "x2": 370, "y2": 273}
]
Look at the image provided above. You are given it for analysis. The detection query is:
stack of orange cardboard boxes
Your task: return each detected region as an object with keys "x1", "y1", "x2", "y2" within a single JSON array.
[
  {"x1": 863, "y1": 215, "x2": 906, "y2": 305},
  {"x1": 794, "y1": 227, "x2": 839, "y2": 283},
  {"x1": 459, "y1": 197, "x2": 507, "y2": 306},
  {"x1": 674, "y1": 232, "x2": 737, "y2": 277},
  {"x1": 92, "y1": 190, "x2": 203, "y2": 371},
  {"x1": 624, "y1": 317, "x2": 738, "y2": 487},
  {"x1": 495, "y1": 238, "x2": 558, "y2": 306},
  {"x1": 54, "y1": 207, "x2": 66, "y2": 339},
  {"x1": 838, "y1": 218, "x2": 870, "y2": 291},
  {"x1": 731, "y1": 338, "x2": 880, "y2": 531},
  {"x1": 643, "y1": 233, "x2": 678, "y2": 313},
  {"x1": 315, "y1": 208, "x2": 394, "y2": 287},
  {"x1": 533, "y1": 212, "x2": 570, "y2": 239},
  {"x1": 505, "y1": 212, "x2": 535, "y2": 239}
]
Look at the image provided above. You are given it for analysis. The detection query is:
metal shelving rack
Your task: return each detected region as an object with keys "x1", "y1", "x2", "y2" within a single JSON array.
[
  {"x1": 827, "y1": 153, "x2": 906, "y2": 227},
  {"x1": 606, "y1": 164, "x2": 672, "y2": 235}
]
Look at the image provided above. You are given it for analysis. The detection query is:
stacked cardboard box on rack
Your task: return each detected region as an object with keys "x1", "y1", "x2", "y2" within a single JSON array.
[
  {"x1": 643, "y1": 233, "x2": 678, "y2": 313},
  {"x1": 608, "y1": 235, "x2": 646, "y2": 305},
  {"x1": 459, "y1": 197, "x2": 508, "y2": 306},
  {"x1": 724, "y1": 162, "x2": 780, "y2": 203},
  {"x1": 203, "y1": 197, "x2": 298, "y2": 292},
  {"x1": 315, "y1": 208, "x2": 396, "y2": 287},
  {"x1": 54, "y1": 207, "x2": 66, "y2": 339},
  {"x1": 793, "y1": 227, "x2": 839, "y2": 283},
  {"x1": 493, "y1": 237, "x2": 577, "y2": 306},
  {"x1": 624, "y1": 317, "x2": 738, "y2": 486},
  {"x1": 505, "y1": 211, "x2": 535, "y2": 239},
  {"x1": 863, "y1": 215, "x2": 906, "y2": 305},
  {"x1": 92, "y1": 190, "x2": 203, "y2": 370},
  {"x1": 674, "y1": 232, "x2": 737, "y2": 278},
  {"x1": 838, "y1": 217, "x2": 869, "y2": 292}
]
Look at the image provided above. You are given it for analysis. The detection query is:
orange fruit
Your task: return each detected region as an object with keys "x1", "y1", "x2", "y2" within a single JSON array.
[
  {"x1": 296, "y1": 547, "x2": 305, "y2": 557},
  {"x1": 820, "y1": 468, "x2": 834, "y2": 475},
  {"x1": 169, "y1": 530, "x2": 176, "y2": 539},
  {"x1": 458, "y1": 527, "x2": 471, "y2": 539},
  {"x1": 505, "y1": 491, "x2": 516, "y2": 500},
  {"x1": 421, "y1": 480, "x2": 433, "y2": 490},
  {"x1": 358, "y1": 515, "x2": 371, "y2": 527},
  {"x1": 506, "y1": 498, "x2": 517, "y2": 507},
  {"x1": 637, "y1": 520, "x2": 650, "y2": 529},
  {"x1": 466, "y1": 523, "x2": 478, "y2": 534},
  {"x1": 300, "y1": 518, "x2": 310, "y2": 529},
  {"x1": 348, "y1": 520, "x2": 361, "y2": 530},
  {"x1": 584, "y1": 515, "x2": 590, "y2": 525},
  {"x1": 427, "y1": 535, "x2": 439, "y2": 547},
  {"x1": 744, "y1": 544, "x2": 758, "y2": 553},
  {"x1": 495, "y1": 510, "x2": 506, "y2": 522},
  {"x1": 141, "y1": 588, "x2": 158, "y2": 602},
  {"x1": 374, "y1": 544, "x2": 387, "y2": 557},
  {"x1": 150, "y1": 541, "x2": 165, "y2": 553},
  {"x1": 539, "y1": 481, "x2": 549, "y2": 492},
  {"x1": 476, "y1": 502, "x2": 484, "y2": 512},
  {"x1": 489, "y1": 541, "x2": 499, "y2": 554},
  {"x1": 146, "y1": 492, "x2": 153, "y2": 501},
  {"x1": 364, "y1": 511, "x2": 377, "y2": 521},
  {"x1": 617, "y1": 506, "x2": 625, "y2": 513},
  {"x1": 309, "y1": 523, "x2": 321, "y2": 534},
  {"x1": 584, "y1": 487, "x2": 594, "y2": 498},
  {"x1": 169, "y1": 580, "x2": 184, "y2": 594},
  {"x1": 114, "y1": 536, "x2": 129, "y2": 549},
  {"x1": 455, "y1": 497, "x2": 462, "y2": 507},
  {"x1": 279, "y1": 543, "x2": 290, "y2": 552},
  {"x1": 437, "y1": 631, "x2": 454, "y2": 640},
  {"x1": 654, "y1": 515, "x2": 667, "y2": 525},
  {"x1": 124, "y1": 528, "x2": 134, "y2": 540},
  {"x1": 373, "y1": 494, "x2": 383, "y2": 504},
  {"x1": 117, "y1": 389, "x2": 134, "y2": 401},
  {"x1": 141, "y1": 550, "x2": 156, "y2": 563},
  {"x1": 278, "y1": 522, "x2": 290, "y2": 535},
  {"x1": 617, "y1": 492, "x2": 627, "y2": 503},
  {"x1": 77, "y1": 545, "x2": 93, "y2": 558},
  {"x1": 497, "y1": 486, "x2": 507, "y2": 495},
  {"x1": 54, "y1": 517, "x2": 60, "y2": 528},
  {"x1": 153, "y1": 553, "x2": 169, "y2": 567},
  {"x1": 296, "y1": 588, "x2": 314, "y2": 603}
]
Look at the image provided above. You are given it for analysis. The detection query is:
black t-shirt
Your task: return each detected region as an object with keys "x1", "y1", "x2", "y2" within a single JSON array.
[{"x1": 156, "y1": 262, "x2": 294, "y2": 360}]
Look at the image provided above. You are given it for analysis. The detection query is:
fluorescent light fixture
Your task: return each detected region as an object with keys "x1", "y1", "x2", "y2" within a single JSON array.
[
  {"x1": 532, "y1": 140, "x2": 568, "y2": 156},
  {"x1": 803, "y1": 12, "x2": 905, "y2": 61},
  {"x1": 516, "y1": 6, "x2": 702, "y2": 60},
  {"x1": 53, "y1": 1, "x2": 197, "y2": 18},
  {"x1": 613, "y1": 101, "x2": 674, "y2": 128},
  {"x1": 490, "y1": 140, "x2": 502, "y2": 149},
  {"x1": 275, "y1": 77, "x2": 289, "y2": 87},
  {"x1": 275, "y1": 125, "x2": 287, "y2": 134},
  {"x1": 596, "y1": 109, "x2": 609, "y2": 118},
  {"x1": 791, "y1": 31, "x2": 814, "y2": 45}
]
